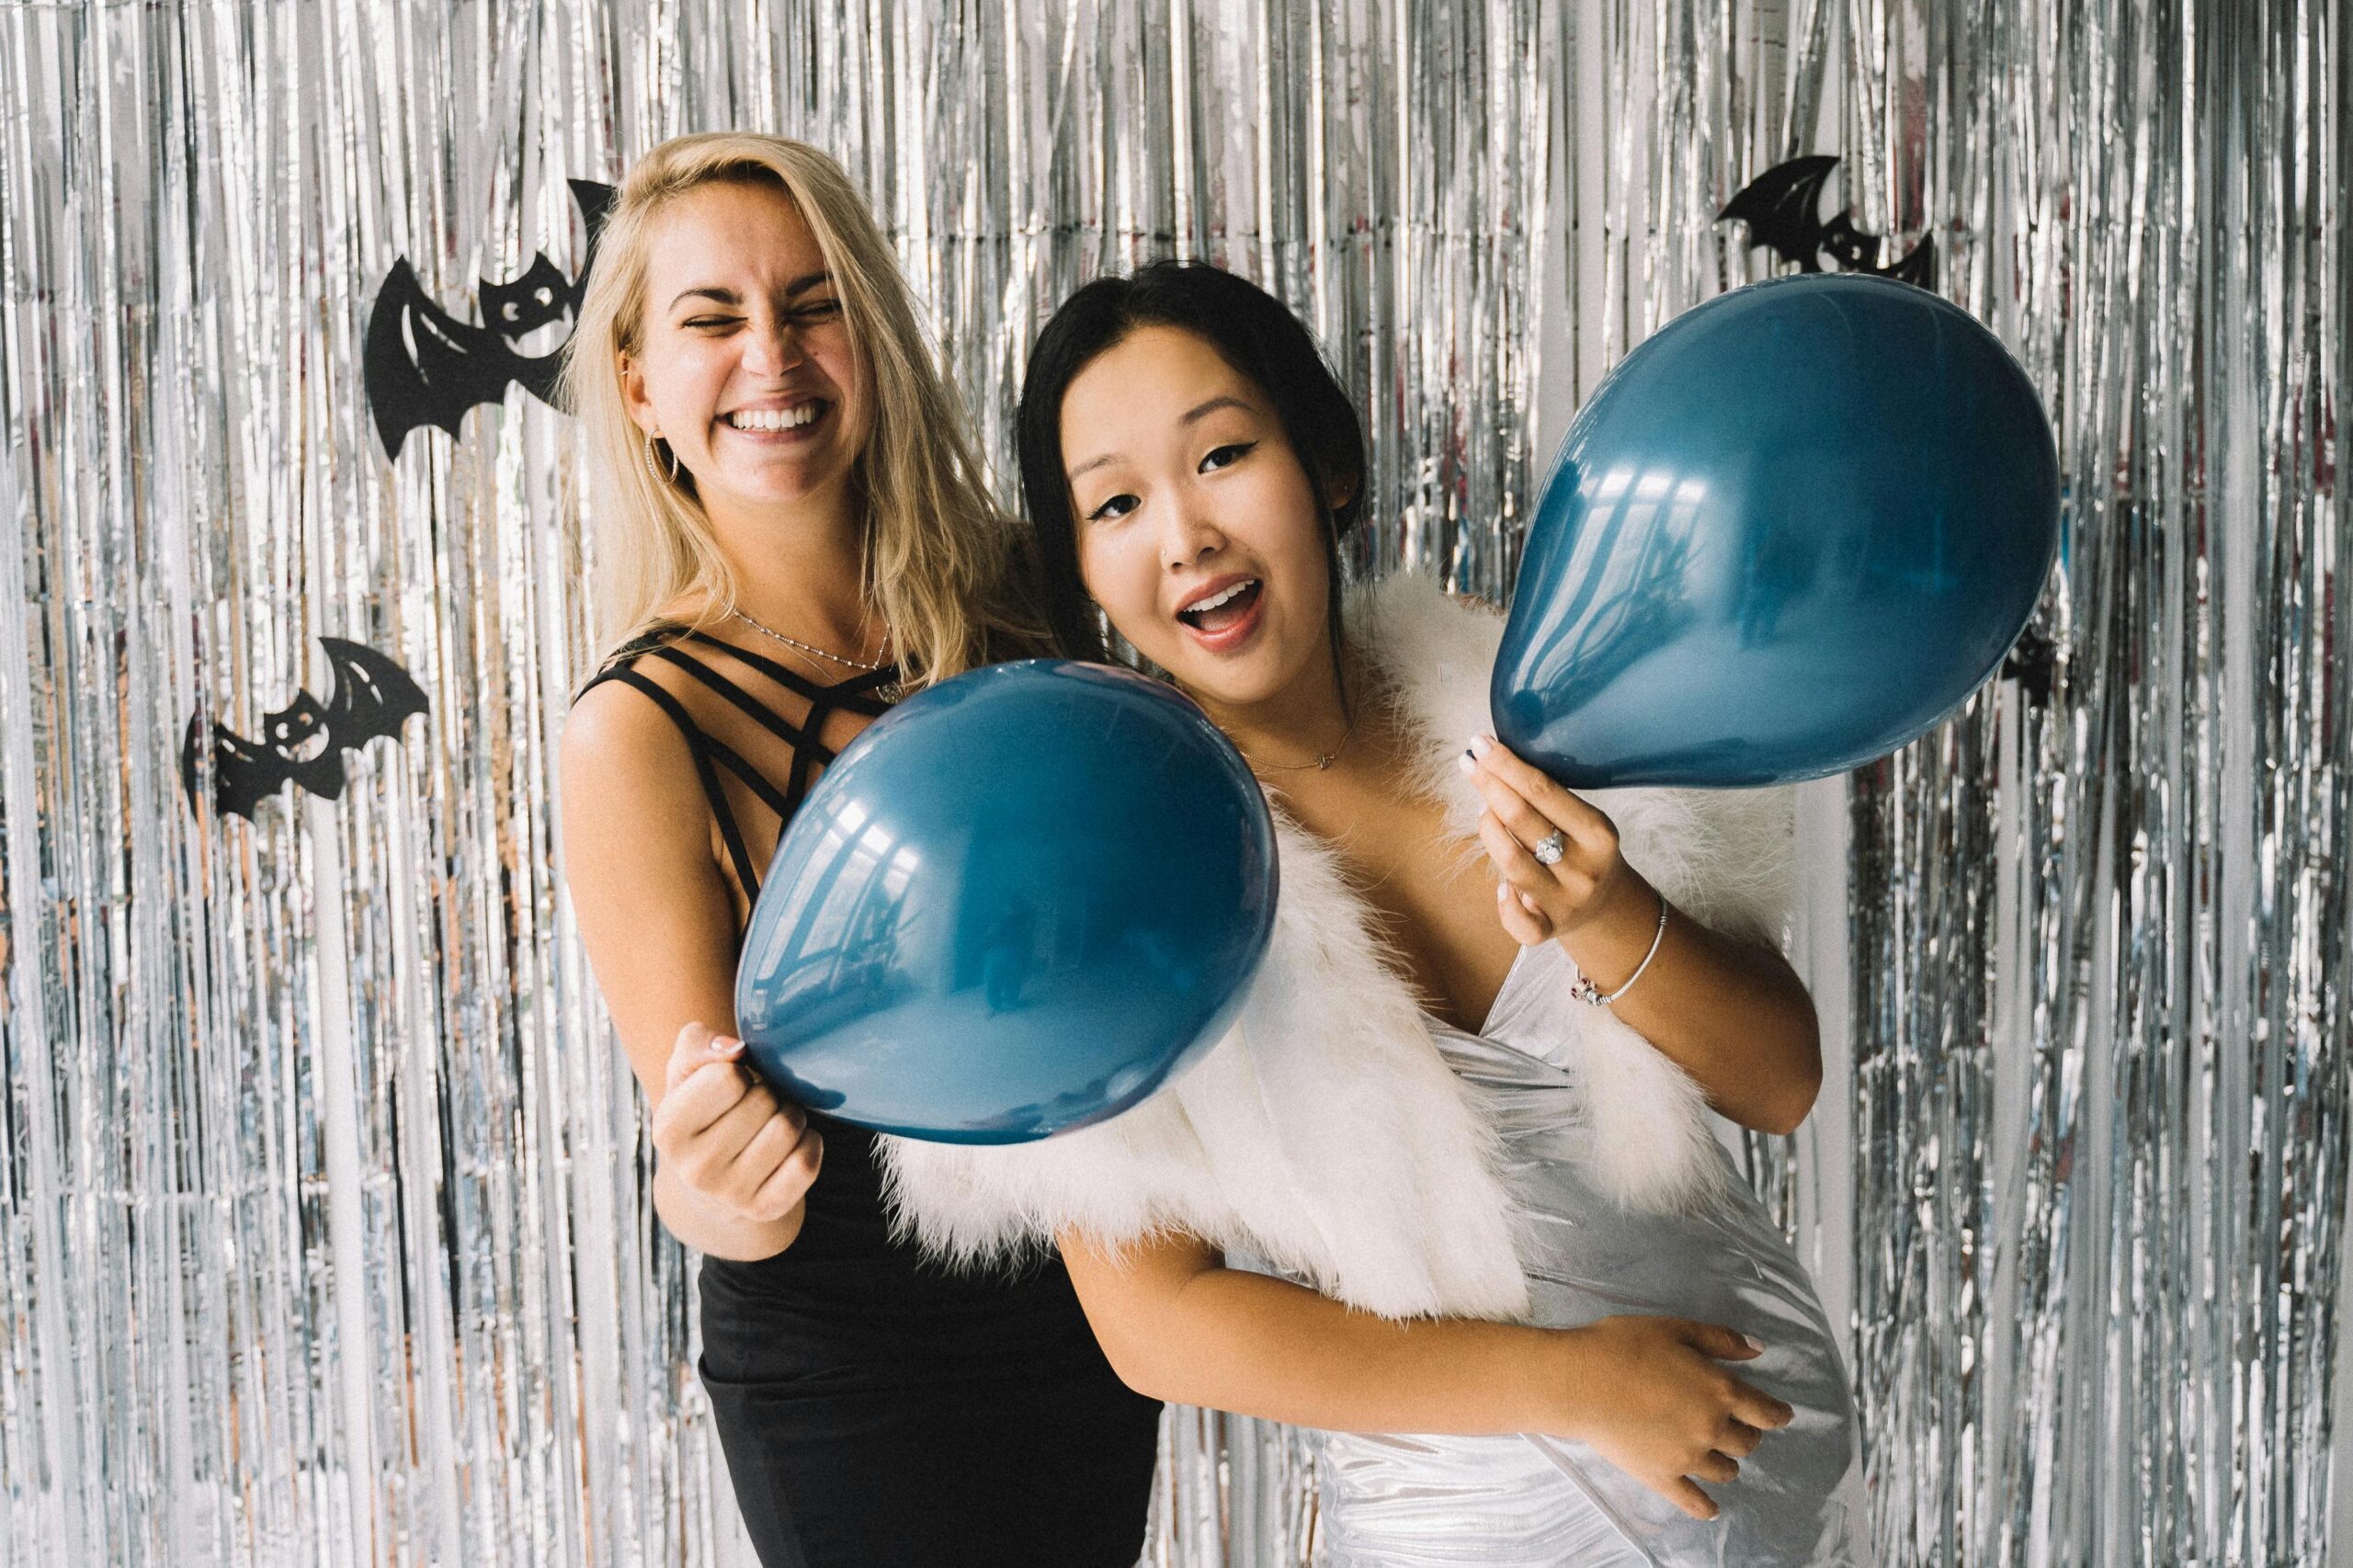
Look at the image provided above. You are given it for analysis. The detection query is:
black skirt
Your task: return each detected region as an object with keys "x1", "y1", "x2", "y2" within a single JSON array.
[{"x1": 696, "y1": 1115, "x2": 1163, "y2": 1568}]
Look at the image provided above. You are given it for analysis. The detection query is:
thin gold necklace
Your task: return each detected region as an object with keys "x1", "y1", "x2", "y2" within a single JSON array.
[
  {"x1": 1236, "y1": 709, "x2": 1359, "y2": 773},
  {"x1": 729, "y1": 606, "x2": 892, "y2": 673}
]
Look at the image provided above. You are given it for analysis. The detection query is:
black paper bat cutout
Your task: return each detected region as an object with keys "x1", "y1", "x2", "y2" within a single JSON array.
[
  {"x1": 2000, "y1": 624, "x2": 2060, "y2": 710},
  {"x1": 1719, "y1": 155, "x2": 1937, "y2": 288},
  {"x1": 365, "y1": 177, "x2": 618, "y2": 459},
  {"x1": 181, "y1": 638, "x2": 429, "y2": 822}
]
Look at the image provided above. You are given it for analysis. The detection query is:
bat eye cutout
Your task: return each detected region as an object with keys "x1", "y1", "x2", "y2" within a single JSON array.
[
  {"x1": 1719, "y1": 154, "x2": 1936, "y2": 288},
  {"x1": 364, "y1": 178, "x2": 618, "y2": 460},
  {"x1": 478, "y1": 256, "x2": 576, "y2": 342},
  {"x1": 182, "y1": 639, "x2": 429, "y2": 823},
  {"x1": 264, "y1": 694, "x2": 332, "y2": 760}
]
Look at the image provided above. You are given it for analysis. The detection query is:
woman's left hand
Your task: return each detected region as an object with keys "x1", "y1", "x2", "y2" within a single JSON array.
[
  {"x1": 1461, "y1": 737, "x2": 1823, "y2": 1133},
  {"x1": 1460, "y1": 735, "x2": 1639, "y2": 947}
]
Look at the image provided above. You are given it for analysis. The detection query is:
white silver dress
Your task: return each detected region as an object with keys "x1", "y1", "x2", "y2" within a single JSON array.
[{"x1": 1271, "y1": 941, "x2": 1867, "y2": 1567}]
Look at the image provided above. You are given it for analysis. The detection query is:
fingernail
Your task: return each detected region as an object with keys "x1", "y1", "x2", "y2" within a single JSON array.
[
  {"x1": 1457, "y1": 748, "x2": 1476, "y2": 774},
  {"x1": 715, "y1": 1035, "x2": 745, "y2": 1058},
  {"x1": 1470, "y1": 734, "x2": 1494, "y2": 757},
  {"x1": 1743, "y1": 1334, "x2": 1765, "y2": 1353},
  {"x1": 1496, "y1": 881, "x2": 1512, "y2": 901}
]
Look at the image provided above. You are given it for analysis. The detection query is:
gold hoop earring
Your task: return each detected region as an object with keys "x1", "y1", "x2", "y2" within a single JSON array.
[{"x1": 644, "y1": 433, "x2": 681, "y2": 486}]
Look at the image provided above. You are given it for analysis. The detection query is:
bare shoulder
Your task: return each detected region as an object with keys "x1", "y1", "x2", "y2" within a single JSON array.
[
  {"x1": 563, "y1": 676, "x2": 692, "y2": 786},
  {"x1": 558, "y1": 668, "x2": 743, "y2": 1096},
  {"x1": 560, "y1": 677, "x2": 708, "y2": 854}
]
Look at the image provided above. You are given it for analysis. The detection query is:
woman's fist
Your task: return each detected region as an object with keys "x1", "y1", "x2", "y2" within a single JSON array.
[{"x1": 651, "y1": 1022, "x2": 824, "y2": 1225}]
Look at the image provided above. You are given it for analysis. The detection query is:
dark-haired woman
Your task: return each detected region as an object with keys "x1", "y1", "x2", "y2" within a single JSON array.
[{"x1": 881, "y1": 263, "x2": 1865, "y2": 1565}]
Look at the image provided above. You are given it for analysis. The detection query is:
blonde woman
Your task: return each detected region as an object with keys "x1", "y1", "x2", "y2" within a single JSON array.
[{"x1": 558, "y1": 134, "x2": 1161, "y2": 1568}]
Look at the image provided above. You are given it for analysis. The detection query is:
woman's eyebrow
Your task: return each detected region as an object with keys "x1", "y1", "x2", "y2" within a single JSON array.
[
  {"x1": 1180, "y1": 395, "x2": 1252, "y2": 425},
  {"x1": 667, "y1": 272, "x2": 833, "y2": 310},
  {"x1": 1068, "y1": 394, "x2": 1253, "y2": 480}
]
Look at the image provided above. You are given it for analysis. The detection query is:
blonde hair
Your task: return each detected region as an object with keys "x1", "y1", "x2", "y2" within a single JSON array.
[{"x1": 565, "y1": 131, "x2": 1041, "y2": 683}]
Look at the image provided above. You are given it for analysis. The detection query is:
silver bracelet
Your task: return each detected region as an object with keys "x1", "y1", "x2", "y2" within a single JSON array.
[{"x1": 1568, "y1": 892, "x2": 1669, "y2": 1007}]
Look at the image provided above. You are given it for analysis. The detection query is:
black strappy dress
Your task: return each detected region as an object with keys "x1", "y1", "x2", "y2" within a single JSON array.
[{"x1": 581, "y1": 626, "x2": 1162, "y2": 1568}]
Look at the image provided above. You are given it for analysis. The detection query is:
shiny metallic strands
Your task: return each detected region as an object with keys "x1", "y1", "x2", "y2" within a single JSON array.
[{"x1": 1564, "y1": 0, "x2": 2348, "y2": 1562}]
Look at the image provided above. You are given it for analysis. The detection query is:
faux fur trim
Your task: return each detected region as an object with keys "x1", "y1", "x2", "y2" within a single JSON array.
[
  {"x1": 1357, "y1": 574, "x2": 1797, "y2": 1210},
  {"x1": 877, "y1": 571, "x2": 1799, "y2": 1312}
]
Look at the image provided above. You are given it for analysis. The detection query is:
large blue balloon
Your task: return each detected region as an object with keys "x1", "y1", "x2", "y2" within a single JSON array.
[
  {"x1": 734, "y1": 661, "x2": 1277, "y2": 1144},
  {"x1": 1493, "y1": 273, "x2": 2060, "y2": 787}
]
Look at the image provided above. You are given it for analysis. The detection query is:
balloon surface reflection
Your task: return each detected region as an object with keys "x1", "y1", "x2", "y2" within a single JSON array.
[
  {"x1": 734, "y1": 661, "x2": 1277, "y2": 1144},
  {"x1": 1493, "y1": 273, "x2": 2060, "y2": 787}
]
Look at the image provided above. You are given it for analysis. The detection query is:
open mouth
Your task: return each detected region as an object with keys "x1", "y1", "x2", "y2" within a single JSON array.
[
  {"x1": 1176, "y1": 578, "x2": 1264, "y2": 637},
  {"x1": 724, "y1": 400, "x2": 827, "y2": 433},
  {"x1": 506, "y1": 315, "x2": 574, "y2": 358}
]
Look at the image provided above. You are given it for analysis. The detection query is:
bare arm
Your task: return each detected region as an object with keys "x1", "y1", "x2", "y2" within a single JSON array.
[
  {"x1": 1061, "y1": 1228, "x2": 1795, "y2": 1521},
  {"x1": 561, "y1": 681, "x2": 820, "y2": 1260},
  {"x1": 1467, "y1": 743, "x2": 1822, "y2": 1135},
  {"x1": 1066, "y1": 1229, "x2": 1567, "y2": 1435},
  {"x1": 1564, "y1": 874, "x2": 1819, "y2": 1136}
]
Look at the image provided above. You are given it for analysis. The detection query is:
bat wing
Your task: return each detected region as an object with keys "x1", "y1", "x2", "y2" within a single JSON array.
[
  {"x1": 569, "y1": 178, "x2": 619, "y2": 287},
  {"x1": 1720, "y1": 154, "x2": 1841, "y2": 268},
  {"x1": 319, "y1": 638, "x2": 429, "y2": 752},
  {"x1": 364, "y1": 259, "x2": 518, "y2": 459},
  {"x1": 1880, "y1": 234, "x2": 1938, "y2": 288},
  {"x1": 183, "y1": 712, "x2": 294, "y2": 823}
]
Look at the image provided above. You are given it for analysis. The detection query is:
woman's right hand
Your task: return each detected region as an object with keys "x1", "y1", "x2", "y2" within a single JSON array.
[
  {"x1": 1550, "y1": 1314, "x2": 1797, "y2": 1522},
  {"x1": 652, "y1": 1022, "x2": 825, "y2": 1229}
]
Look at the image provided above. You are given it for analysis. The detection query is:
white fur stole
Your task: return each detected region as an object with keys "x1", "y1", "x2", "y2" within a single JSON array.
[{"x1": 876, "y1": 573, "x2": 1796, "y2": 1321}]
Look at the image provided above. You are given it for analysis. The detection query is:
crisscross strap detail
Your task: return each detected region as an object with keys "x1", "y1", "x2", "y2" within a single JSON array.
[{"x1": 579, "y1": 625, "x2": 899, "y2": 913}]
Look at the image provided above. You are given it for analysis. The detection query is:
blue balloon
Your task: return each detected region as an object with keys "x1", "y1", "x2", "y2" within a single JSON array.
[
  {"x1": 734, "y1": 660, "x2": 1277, "y2": 1144},
  {"x1": 1492, "y1": 273, "x2": 2060, "y2": 787}
]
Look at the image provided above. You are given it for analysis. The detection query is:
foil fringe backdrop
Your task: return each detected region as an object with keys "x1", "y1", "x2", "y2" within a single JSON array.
[
  {"x1": 2, "y1": 2, "x2": 2347, "y2": 1567},
  {"x1": 1566, "y1": 0, "x2": 2347, "y2": 1560}
]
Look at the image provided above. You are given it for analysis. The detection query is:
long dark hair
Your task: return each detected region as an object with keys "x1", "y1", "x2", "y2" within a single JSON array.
[{"x1": 1014, "y1": 261, "x2": 1366, "y2": 682}]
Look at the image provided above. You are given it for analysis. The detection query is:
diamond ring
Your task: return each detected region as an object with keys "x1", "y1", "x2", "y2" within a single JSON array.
[{"x1": 1531, "y1": 829, "x2": 1566, "y2": 866}]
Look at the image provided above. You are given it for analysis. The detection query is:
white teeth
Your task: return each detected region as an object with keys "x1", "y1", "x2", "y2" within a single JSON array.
[
  {"x1": 726, "y1": 402, "x2": 823, "y2": 432},
  {"x1": 1187, "y1": 579, "x2": 1257, "y2": 615}
]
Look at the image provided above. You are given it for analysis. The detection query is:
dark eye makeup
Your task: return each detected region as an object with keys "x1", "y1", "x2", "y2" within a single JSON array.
[{"x1": 1080, "y1": 438, "x2": 1260, "y2": 524}]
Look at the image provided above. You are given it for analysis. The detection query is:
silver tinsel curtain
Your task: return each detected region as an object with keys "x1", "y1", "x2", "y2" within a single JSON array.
[
  {"x1": 1570, "y1": 3, "x2": 2350, "y2": 1562},
  {"x1": 0, "y1": 3, "x2": 2343, "y2": 1567}
]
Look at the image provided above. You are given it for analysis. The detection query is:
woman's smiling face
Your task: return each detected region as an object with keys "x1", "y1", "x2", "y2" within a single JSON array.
[
  {"x1": 621, "y1": 179, "x2": 870, "y2": 519},
  {"x1": 1060, "y1": 325, "x2": 1336, "y2": 710}
]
